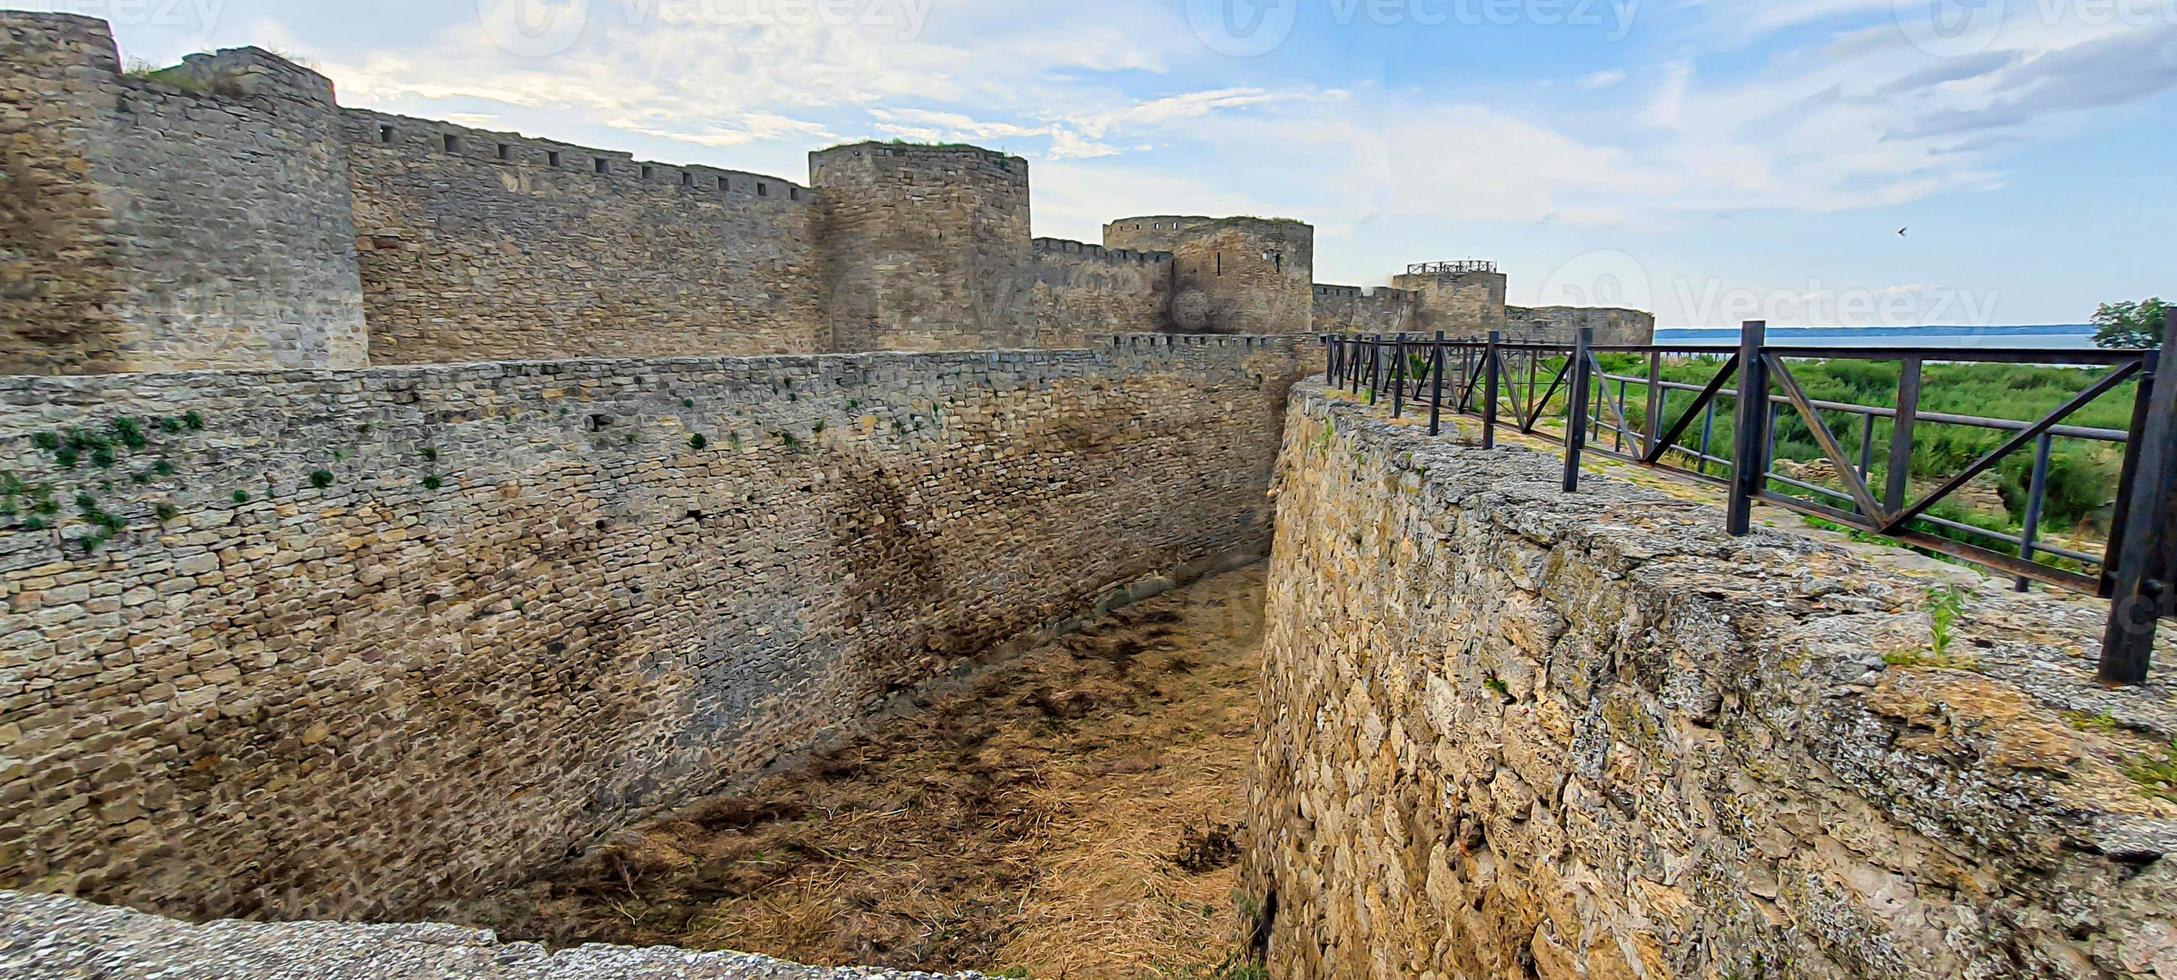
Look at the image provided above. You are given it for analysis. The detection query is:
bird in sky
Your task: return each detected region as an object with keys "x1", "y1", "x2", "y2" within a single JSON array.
[{"x1": 1898, "y1": 227, "x2": 1909, "y2": 237}]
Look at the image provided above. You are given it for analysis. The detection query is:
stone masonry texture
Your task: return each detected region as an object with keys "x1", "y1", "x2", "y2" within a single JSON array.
[
  {"x1": 1030, "y1": 238, "x2": 1175, "y2": 348},
  {"x1": 813, "y1": 143, "x2": 1034, "y2": 354},
  {"x1": 345, "y1": 109, "x2": 824, "y2": 365},
  {"x1": 0, "y1": 14, "x2": 368, "y2": 375},
  {"x1": 1248, "y1": 387, "x2": 2177, "y2": 979},
  {"x1": 0, "y1": 890, "x2": 986, "y2": 979},
  {"x1": 1106, "y1": 216, "x2": 1316, "y2": 336},
  {"x1": 0, "y1": 338, "x2": 1306, "y2": 924}
]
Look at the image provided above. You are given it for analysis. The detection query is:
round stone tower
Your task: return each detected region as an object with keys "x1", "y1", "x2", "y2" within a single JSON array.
[
  {"x1": 1104, "y1": 216, "x2": 1314, "y2": 335},
  {"x1": 810, "y1": 142, "x2": 1034, "y2": 352},
  {"x1": 1392, "y1": 260, "x2": 1508, "y2": 337}
]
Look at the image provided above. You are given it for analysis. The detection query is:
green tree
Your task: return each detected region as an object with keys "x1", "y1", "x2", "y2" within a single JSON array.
[{"x1": 2091, "y1": 298, "x2": 2168, "y2": 350}]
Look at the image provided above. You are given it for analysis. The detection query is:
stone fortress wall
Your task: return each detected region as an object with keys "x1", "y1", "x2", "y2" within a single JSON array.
[
  {"x1": 1, "y1": 11, "x2": 1652, "y2": 376},
  {"x1": 344, "y1": 108, "x2": 825, "y2": 365},
  {"x1": 1309, "y1": 283, "x2": 1416, "y2": 336},
  {"x1": 1507, "y1": 303, "x2": 1659, "y2": 346},
  {"x1": 0, "y1": 336, "x2": 1308, "y2": 923},
  {"x1": 1250, "y1": 389, "x2": 2177, "y2": 979},
  {"x1": 1030, "y1": 237, "x2": 1175, "y2": 348},
  {"x1": 0, "y1": 13, "x2": 368, "y2": 377},
  {"x1": 1104, "y1": 216, "x2": 1317, "y2": 337}
]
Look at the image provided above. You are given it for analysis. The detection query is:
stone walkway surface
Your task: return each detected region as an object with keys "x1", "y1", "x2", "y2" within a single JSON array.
[{"x1": 0, "y1": 892, "x2": 983, "y2": 979}]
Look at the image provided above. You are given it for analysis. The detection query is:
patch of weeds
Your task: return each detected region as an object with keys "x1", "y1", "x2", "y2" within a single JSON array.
[
  {"x1": 152, "y1": 459, "x2": 175, "y2": 478},
  {"x1": 423, "y1": 475, "x2": 445, "y2": 491},
  {"x1": 812, "y1": 421, "x2": 826, "y2": 436},
  {"x1": 2127, "y1": 742, "x2": 2177, "y2": 802},
  {"x1": 682, "y1": 399, "x2": 695, "y2": 410},
  {"x1": 309, "y1": 470, "x2": 335, "y2": 490},
  {"x1": 845, "y1": 399, "x2": 859, "y2": 411},
  {"x1": 422, "y1": 447, "x2": 440, "y2": 462},
  {"x1": 153, "y1": 502, "x2": 178, "y2": 524},
  {"x1": 109, "y1": 417, "x2": 148, "y2": 451},
  {"x1": 182, "y1": 411, "x2": 205, "y2": 431},
  {"x1": 1882, "y1": 649, "x2": 1983, "y2": 673},
  {"x1": 779, "y1": 431, "x2": 801, "y2": 449},
  {"x1": 689, "y1": 434, "x2": 709, "y2": 450},
  {"x1": 2066, "y1": 710, "x2": 2121, "y2": 734},
  {"x1": 1482, "y1": 676, "x2": 1512, "y2": 701},
  {"x1": 1927, "y1": 587, "x2": 1967, "y2": 659},
  {"x1": 232, "y1": 491, "x2": 251, "y2": 505}
]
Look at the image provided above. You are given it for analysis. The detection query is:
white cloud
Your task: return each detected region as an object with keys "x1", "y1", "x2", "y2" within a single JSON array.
[{"x1": 1579, "y1": 69, "x2": 1628, "y2": 90}]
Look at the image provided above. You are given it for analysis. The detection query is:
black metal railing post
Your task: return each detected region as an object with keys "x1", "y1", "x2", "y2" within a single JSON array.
[
  {"x1": 1429, "y1": 331, "x2": 1446, "y2": 437},
  {"x1": 1368, "y1": 335, "x2": 1382, "y2": 404},
  {"x1": 1886, "y1": 356, "x2": 1924, "y2": 515},
  {"x1": 1644, "y1": 349, "x2": 1663, "y2": 457},
  {"x1": 1727, "y1": 321, "x2": 1770, "y2": 536},
  {"x1": 1350, "y1": 337, "x2": 1363, "y2": 396},
  {"x1": 1324, "y1": 335, "x2": 1336, "y2": 383},
  {"x1": 1392, "y1": 334, "x2": 1407, "y2": 418},
  {"x1": 1482, "y1": 331, "x2": 1503, "y2": 449},
  {"x1": 2014, "y1": 431, "x2": 2055, "y2": 593},
  {"x1": 2099, "y1": 320, "x2": 2176, "y2": 685},
  {"x1": 1564, "y1": 329, "x2": 1595, "y2": 492}
]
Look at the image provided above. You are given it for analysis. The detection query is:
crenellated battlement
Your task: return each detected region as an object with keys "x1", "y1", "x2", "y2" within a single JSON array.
[
  {"x1": 1034, "y1": 237, "x2": 1172, "y2": 264},
  {"x1": 344, "y1": 108, "x2": 815, "y2": 204}
]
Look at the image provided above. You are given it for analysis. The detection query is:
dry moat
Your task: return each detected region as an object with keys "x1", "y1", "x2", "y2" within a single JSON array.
[{"x1": 472, "y1": 568, "x2": 1268, "y2": 979}]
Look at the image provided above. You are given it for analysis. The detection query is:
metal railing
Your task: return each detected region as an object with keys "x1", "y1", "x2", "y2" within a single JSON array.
[{"x1": 1321, "y1": 322, "x2": 2176, "y2": 685}]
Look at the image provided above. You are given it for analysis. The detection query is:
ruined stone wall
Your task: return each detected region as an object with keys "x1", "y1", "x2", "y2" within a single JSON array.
[
  {"x1": 0, "y1": 15, "x2": 367, "y2": 375},
  {"x1": 345, "y1": 110, "x2": 823, "y2": 364},
  {"x1": 1506, "y1": 305, "x2": 1657, "y2": 346},
  {"x1": 1105, "y1": 217, "x2": 1314, "y2": 335},
  {"x1": 812, "y1": 143, "x2": 1033, "y2": 353},
  {"x1": 0, "y1": 338, "x2": 1305, "y2": 924},
  {"x1": 1392, "y1": 268, "x2": 1507, "y2": 337},
  {"x1": 1030, "y1": 238, "x2": 1173, "y2": 347},
  {"x1": 1248, "y1": 387, "x2": 2177, "y2": 979},
  {"x1": 1309, "y1": 285, "x2": 1416, "y2": 336}
]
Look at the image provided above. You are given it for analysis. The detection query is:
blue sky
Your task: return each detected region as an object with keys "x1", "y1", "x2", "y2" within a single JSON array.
[{"x1": 42, "y1": 0, "x2": 2177, "y2": 327}]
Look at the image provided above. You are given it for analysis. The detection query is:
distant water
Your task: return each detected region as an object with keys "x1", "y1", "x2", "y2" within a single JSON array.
[{"x1": 1654, "y1": 324, "x2": 2100, "y2": 349}]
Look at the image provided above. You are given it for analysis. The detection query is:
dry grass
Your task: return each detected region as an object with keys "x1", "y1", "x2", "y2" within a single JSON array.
[{"x1": 483, "y1": 568, "x2": 1270, "y2": 978}]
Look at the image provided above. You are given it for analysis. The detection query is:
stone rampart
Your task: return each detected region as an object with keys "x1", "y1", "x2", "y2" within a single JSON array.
[
  {"x1": 1030, "y1": 238, "x2": 1175, "y2": 347},
  {"x1": 813, "y1": 143, "x2": 1034, "y2": 353},
  {"x1": 1310, "y1": 284, "x2": 1416, "y2": 335},
  {"x1": 0, "y1": 337, "x2": 1305, "y2": 924},
  {"x1": 1508, "y1": 304, "x2": 1657, "y2": 345},
  {"x1": 0, "y1": 15, "x2": 367, "y2": 374},
  {"x1": 344, "y1": 109, "x2": 824, "y2": 364},
  {"x1": 1105, "y1": 217, "x2": 1314, "y2": 335},
  {"x1": 1247, "y1": 386, "x2": 2177, "y2": 979}
]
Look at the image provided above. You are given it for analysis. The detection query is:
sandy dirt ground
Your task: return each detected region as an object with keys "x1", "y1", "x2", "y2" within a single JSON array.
[{"x1": 479, "y1": 566, "x2": 1270, "y2": 979}]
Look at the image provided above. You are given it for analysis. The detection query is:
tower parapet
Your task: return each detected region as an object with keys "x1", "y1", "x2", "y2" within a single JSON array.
[
  {"x1": 1104, "y1": 216, "x2": 1314, "y2": 335},
  {"x1": 812, "y1": 141, "x2": 1034, "y2": 352}
]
